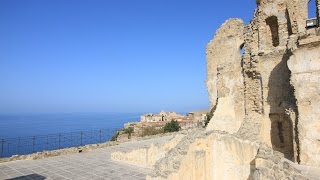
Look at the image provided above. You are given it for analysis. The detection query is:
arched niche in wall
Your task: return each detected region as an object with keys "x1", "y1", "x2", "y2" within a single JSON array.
[
  {"x1": 285, "y1": 9, "x2": 293, "y2": 36},
  {"x1": 239, "y1": 43, "x2": 245, "y2": 56},
  {"x1": 266, "y1": 16, "x2": 280, "y2": 47}
]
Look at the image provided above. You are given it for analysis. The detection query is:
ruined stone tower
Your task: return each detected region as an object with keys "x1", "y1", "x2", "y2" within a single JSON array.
[{"x1": 206, "y1": 0, "x2": 320, "y2": 167}]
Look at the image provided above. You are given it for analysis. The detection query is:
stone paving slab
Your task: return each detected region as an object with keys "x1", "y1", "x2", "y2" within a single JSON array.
[{"x1": 0, "y1": 141, "x2": 154, "y2": 180}]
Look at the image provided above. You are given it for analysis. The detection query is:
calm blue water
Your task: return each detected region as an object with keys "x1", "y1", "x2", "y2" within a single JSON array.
[
  {"x1": 0, "y1": 113, "x2": 142, "y2": 157},
  {"x1": 0, "y1": 113, "x2": 141, "y2": 139}
]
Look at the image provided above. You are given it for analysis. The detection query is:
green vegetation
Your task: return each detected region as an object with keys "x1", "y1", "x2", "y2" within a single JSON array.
[
  {"x1": 256, "y1": 0, "x2": 261, "y2": 5},
  {"x1": 123, "y1": 127, "x2": 134, "y2": 139},
  {"x1": 204, "y1": 116, "x2": 210, "y2": 127},
  {"x1": 140, "y1": 120, "x2": 181, "y2": 137},
  {"x1": 121, "y1": 120, "x2": 183, "y2": 138},
  {"x1": 110, "y1": 131, "x2": 119, "y2": 141},
  {"x1": 163, "y1": 120, "x2": 181, "y2": 133},
  {"x1": 140, "y1": 126, "x2": 164, "y2": 137},
  {"x1": 204, "y1": 108, "x2": 215, "y2": 127}
]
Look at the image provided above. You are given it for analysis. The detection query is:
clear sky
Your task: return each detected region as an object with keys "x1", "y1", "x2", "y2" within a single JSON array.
[{"x1": 1, "y1": 0, "x2": 299, "y2": 114}]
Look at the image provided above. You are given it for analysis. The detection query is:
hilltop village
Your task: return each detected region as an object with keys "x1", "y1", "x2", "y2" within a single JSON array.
[{"x1": 115, "y1": 110, "x2": 208, "y2": 141}]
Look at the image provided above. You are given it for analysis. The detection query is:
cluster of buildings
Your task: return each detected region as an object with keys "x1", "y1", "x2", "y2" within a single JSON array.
[
  {"x1": 141, "y1": 111, "x2": 186, "y2": 123},
  {"x1": 123, "y1": 110, "x2": 208, "y2": 136},
  {"x1": 140, "y1": 110, "x2": 208, "y2": 127}
]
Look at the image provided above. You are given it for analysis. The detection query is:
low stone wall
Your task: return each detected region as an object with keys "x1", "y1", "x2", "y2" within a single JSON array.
[
  {"x1": 0, "y1": 141, "x2": 118, "y2": 163},
  {"x1": 0, "y1": 131, "x2": 183, "y2": 163},
  {"x1": 111, "y1": 134, "x2": 185, "y2": 167}
]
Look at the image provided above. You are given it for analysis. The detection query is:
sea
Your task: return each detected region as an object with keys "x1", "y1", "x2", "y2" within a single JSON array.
[{"x1": 0, "y1": 113, "x2": 142, "y2": 157}]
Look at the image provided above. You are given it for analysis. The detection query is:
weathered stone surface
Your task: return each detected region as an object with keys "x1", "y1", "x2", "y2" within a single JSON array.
[
  {"x1": 252, "y1": 145, "x2": 307, "y2": 180},
  {"x1": 152, "y1": 132, "x2": 259, "y2": 180},
  {"x1": 206, "y1": 19, "x2": 245, "y2": 134},
  {"x1": 207, "y1": 0, "x2": 319, "y2": 166},
  {"x1": 288, "y1": 35, "x2": 320, "y2": 166},
  {"x1": 147, "y1": 131, "x2": 307, "y2": 180},
  {"x1": 113, "y1": 0, "x2": 320, "y2": 179},
  {"x1": 235, "y1": 0, "x2": 309, "y2": 161},
  {"x1": 111, "y1": 134, "x2": 184, "y2": 167}
]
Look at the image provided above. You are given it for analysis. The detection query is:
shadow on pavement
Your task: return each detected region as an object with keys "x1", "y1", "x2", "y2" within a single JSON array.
[{"x1": 6, "y1": 174, "x2": 46, "y2": 180}]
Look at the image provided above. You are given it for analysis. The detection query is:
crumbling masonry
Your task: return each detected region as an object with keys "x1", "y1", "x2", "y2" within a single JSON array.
[
  {"x1": 113, "y1": 0, "x2": 320, "y2": 179},
  {"x1": 206, "y1": 0, "x2": 320, "y2": 167}
]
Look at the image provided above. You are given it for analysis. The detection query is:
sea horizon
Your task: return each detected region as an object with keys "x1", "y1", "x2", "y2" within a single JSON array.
[
  {"x1": 0, "y1": 111, "x2": 189, "y2": 139},
  {"x1": 0, "y1": 112, "x2": 144, "y2": 139}
]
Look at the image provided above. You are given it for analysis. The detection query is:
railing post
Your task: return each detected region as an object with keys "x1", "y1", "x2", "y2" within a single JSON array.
[
  {"x1": 58, "y1": 134, "x2": 61, "y2": 149},
  {"x1": 46, "y1": 135, "x2": 49, "y2": 150},
  {"x1": 90, "y1": 130, "x2": 93, "y2": 143},
  {"x1": 1, "y1": 139, "x2": 4, "y2": 158},
  {"x1": 80, "y1": 131, "x2": 83, "y2": 146},
  {"x1": 99, "y1": 130, "x2": 102, "y2": 143},
  {"x1": 18, "y1": 137, "x2": 21, "y2": 154},
  {"x1": 32, "y1": 136, "x2": 35, "y2": 153}
]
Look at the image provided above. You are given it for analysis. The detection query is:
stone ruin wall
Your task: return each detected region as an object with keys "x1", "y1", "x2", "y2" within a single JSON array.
[
  {"x1": 206, "y1": 0, "x2": 320, "y2": 167},
  {"x1": 147, "y1": 131, "x2": 307, "y2": 180},
  {"x1": 148, "y1": 132, "x2": 260, "y2": 180},
  {"x1": 114, "y1": 1, "x2": 320, "y2": 179},
  {"x1": 111, "y1": 134, "x2": 185, "y2": 167},
  {"x1": 205, "y1": 19, "x2": 245, "y2": 134},
  {"x1": 242, "y1": 0, "x2": 307, "y2": 162},
  {"x1": 288, "y1": 33, "x2": 320, "y2": 166}
]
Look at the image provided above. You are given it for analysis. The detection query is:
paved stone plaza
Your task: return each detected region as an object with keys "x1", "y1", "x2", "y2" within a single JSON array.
[{"x1": 0, "y1": 142, "x2": 152, "y2": 180}]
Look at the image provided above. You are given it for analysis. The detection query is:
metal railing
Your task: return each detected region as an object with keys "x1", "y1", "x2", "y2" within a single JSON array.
[
  {"x1": 0, "y1": 129, "x2": 117, "y2": 158},
  {"x1": 306, "y1": 18, "x2": 318, "y2": 28}
]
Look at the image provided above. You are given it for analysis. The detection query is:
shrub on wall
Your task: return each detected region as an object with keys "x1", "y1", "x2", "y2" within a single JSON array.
[
  {"x1": 256, "y1": 0, "x2": 261, "y2": 5},
  {"x1": 163, "y1": 120, "x2": 181, "y2": 133},
  {"x1": 110, "y1": 131, "x2": 120, "y2": 141},
  {"x1": 124, "y1": 127, "x2": 134, "y2": 139}
]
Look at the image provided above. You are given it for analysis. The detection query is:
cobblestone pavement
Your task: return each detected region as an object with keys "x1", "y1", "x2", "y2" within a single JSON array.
[{"x1": 0, "y1": 143, "x2": 151, "y2": 180}]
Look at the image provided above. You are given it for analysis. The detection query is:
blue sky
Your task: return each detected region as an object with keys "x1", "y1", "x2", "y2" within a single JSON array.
[{"x1": 2, "y1": 0, "x2": 314, "y2": 113}]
